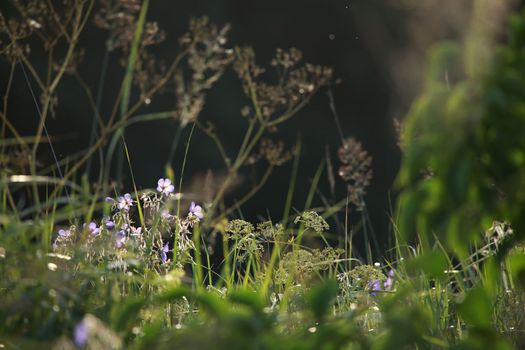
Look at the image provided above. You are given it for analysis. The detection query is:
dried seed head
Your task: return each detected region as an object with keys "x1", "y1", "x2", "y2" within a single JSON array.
[
  {"x1": 338, "y1": 138, "x2": 373, "y2": 211},
  {"x1": 175, "y1": 17, "x2": 233, "y2": 125},
  {"x1": 259, "y1": 138, "x2": 293, "y2": 166},
  {"x1": 234, "y1": 47, "x2": 333, "y2": 122}
]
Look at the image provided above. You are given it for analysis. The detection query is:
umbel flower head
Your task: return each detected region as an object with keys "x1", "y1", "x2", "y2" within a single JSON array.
[
  {"x1": 294, "y1": 211, "x2": 329, "y2": 233},
  {"x1": 157, "y1": 178, "x2": 174, "y2": 195}
]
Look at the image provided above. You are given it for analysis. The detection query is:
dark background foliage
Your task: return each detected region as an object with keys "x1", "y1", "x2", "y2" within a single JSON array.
[{"x1": 1, "y1": 0, "x2": 473, "y2": 252}]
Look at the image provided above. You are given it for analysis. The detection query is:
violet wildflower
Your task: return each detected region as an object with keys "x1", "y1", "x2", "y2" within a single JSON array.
[
  {"x1": 368, "y1": 279, "x2": 382, "y2": 296},
  {"x1": 384, "y1": 269, "x2": 394, "y2": 290},
  {"x1": 160, "y1": 242, "x2": 169, "y2": 262},
  {"x1": 117, "y1": 193, "x2": 134, "y2": 211},
  {"x1": 130, "y1": 226, "x2": 142, "y2": 236},
  {"x1": 74, "y1": 320, "x2": 88, "y2": 348},
  {"x1": 103, "y1": 217, "x2": 115, "y2": 230},
  {"x1": 85, "y1": 222, "x2": 100, "y2": 236},
  {"x1": 161, "y1": 209, "x2": 173, "y2": 221},
  {"x1": 115, "y1": 231, "x2": 126, "y2": 249},
  {"x1": 105, "y1": 220, "x2": 115, "y2": 230},
  {"x1": 384, "y1": 276, "x2": 393, "y2": 291},
  {"x1": 157, "y1": 178, "x2": 174, "y2": 196},
  {"x1": 105, "y1": 196, "x2": 114, "y2": 203},
  {"x1": 188, "y1": 201, "x2": 203, "y2": 226},
  {"x1": 58, "y1": 229, "x2": 71, "y2": 238}
]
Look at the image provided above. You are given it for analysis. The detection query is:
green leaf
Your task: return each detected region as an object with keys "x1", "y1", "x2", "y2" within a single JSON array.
[
  {"x1": 120, "y1": 0, "x2": 149, "y2": 117},
  {"x1": 307, "y1": 279, "x2": 338, "y2": 322},
  {"x1": 228, "y1": 289, "x2": 264, "y2": 313},
  {"x1": 457, "y1": 287, "x2": 492, "y2": 329},
  {"x1": 407, "y1": 251, "x2": 448, "y2": 280},
  {"x1": 508, "y1": 253, "x2": 525, "y2": 288},
  {"x1": 110, "y1": 297, "x2": 146, "y2": 333}
]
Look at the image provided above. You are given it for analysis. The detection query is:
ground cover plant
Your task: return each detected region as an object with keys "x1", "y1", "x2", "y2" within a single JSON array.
[{"x1": 1, "y1": 1, "x2": 525, "y2": 349}]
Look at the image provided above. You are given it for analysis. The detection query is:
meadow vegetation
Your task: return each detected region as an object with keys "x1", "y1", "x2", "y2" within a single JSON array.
[{"x1": 1, "y1": 1, "x2": 525, "y2": 349}]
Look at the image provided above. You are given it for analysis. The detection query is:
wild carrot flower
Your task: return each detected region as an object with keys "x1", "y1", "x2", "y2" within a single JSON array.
[
  {"x1": 160, "y1": 242, "x2": 170, "y2": 262},
  {"x1": 157, "y1": 178, "x2": 174, "y2": 196},
  {"x1": 117, "y1": 193, "x2": 134, "y2": 211}
]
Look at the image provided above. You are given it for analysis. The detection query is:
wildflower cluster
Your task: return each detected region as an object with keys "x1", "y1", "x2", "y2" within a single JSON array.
[
  {"x1": 275, "y1": 247, "x2": 344, "y2": 285},
  {"x1": 225, "y1": 219, "x2": 254, "y2": 240},
  {"x1": 224, "y1": 219, "x2": 262, "y2": 261},
  {"x1": 293, "y1": 211, "x2": 329, "y2": 233},
  {"x1": 337, "y1": 265, "x2": 396, "y2": 300},
  {"x1": 255, "y1": 221, "x2": 284, "y2": 240},
  {"x1": 53, "y1": 178, "x2": 204, "y2": 270}
]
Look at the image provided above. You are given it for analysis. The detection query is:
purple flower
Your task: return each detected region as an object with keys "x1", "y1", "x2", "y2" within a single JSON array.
[
  {"x1": 384, "y1": 277, "x2": 393, "y2": 290},
  {"x1": 384, "y1": 269, "x2": 395, "y2": 291},
  {"x1": 74, "y1": 320, "x2": 88, "y2": 348},
  {"x1": 188, "y1": 202, "x2": 203, "y2": 219},
  {"x1": 105, "y1": 196, "x2": 114, "y2": 203},
  {"x1": 103, "y1": 216, "x2": 115, "y2": 230},
  {"x1": 130, "y1": 226, "x2": 142, "y2": 236},
  {"x1": 58, "y1": 229, "x2": 71, "y2": 238},
  {"x1": 117, "y1": 193, "x2": 134, "y2": 211},
  {"x1": 160, "y1": 242, "x2": 169, "y2": 262},
  {"x1": 84, "y1": 222, "x2": 100, "y2": 236},
  {"x1": 187, "y1": 202, "x2": 203, "y2": 227},
  {"x1": 157, "y1": 178, "x2": 174, "y2": 196},
  {"x1": 115, "y1": 231, "x2": 126, "y2": 249},
  {"x1": 161, "y1": 210, "x2": 173, "y2": 221},
  {"x1": 368, "y1": 279, "x2": 382, "y2": 296}
]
